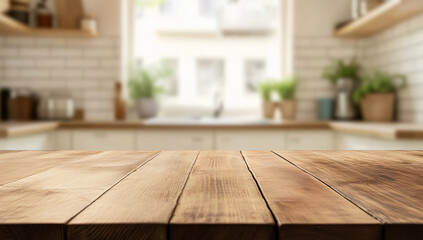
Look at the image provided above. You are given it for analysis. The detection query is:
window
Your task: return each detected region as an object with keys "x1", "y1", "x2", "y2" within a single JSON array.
[
  {"x1": 127, "y1": 0, "x2": 289, "y2": 117},
  {"x1": 161, "y1": 59, "x2": 179, "y2": 96},
  {"x1": 245, "y1": 60, "x2": 266, "y2": 94},
  {"x1": 197, "y1": 59, "x2": 225, "y2": 97}
]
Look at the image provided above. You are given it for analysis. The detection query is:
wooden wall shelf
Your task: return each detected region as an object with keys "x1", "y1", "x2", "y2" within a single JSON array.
[
  {"x1": 335, "y1": 0, "x2": 423, "y2": 38},
  {"x1": 0, "y1": 14, "x2": 97, "y2": 38}
]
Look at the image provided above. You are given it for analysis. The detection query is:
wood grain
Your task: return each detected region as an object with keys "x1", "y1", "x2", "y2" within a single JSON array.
[
  {"x1": 335, "y1": 0, "x2": 423, "y2": 37},
  {"x1": 0, "y1": 122, "x2": 59, "y2": 138},
  {"x1": 68, "y1": 151, "x2": 199, "y2": 240},
  {"x1": 0, "y1": 151, "x2": 98, "y2": 185},
  {"x1": 0, "y1": 151, "x2": 158, "y2": 240},
  {"x1": 0, "y1": 14, "x2": 97, "y2": 37},
  {"x1": 277, "y1": 150, "x2": 423, "y2": 240},
  {"x1": 54, "y1": 0, "x2": 84, "y2": 29},
  {"x1": 170, "y1": 151, "x2": 275, "y2": 240},
  {"x1": 59, "y1": 120, "x2": 330, "y2": 130},
  {"x1": 242, "y1": 151, "x2": 381, "y2": 240}
]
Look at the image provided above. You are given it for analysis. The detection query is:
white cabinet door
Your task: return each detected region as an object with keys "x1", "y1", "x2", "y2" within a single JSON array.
[
  {"x1": 285, "y1": 130, "x2": 335, "y2": 150},
  {"x1": 53, "y1": 130, "x2": 72, "y2": 150},
  {"x1": 72, "y1": 130, "x2": 135, "y2": 150},
  {"x1": 336, "y1": 133, "x2": 423, "y2": 150},
  {"x1": 215, "y1": 130, "x2": 285, "y2": 150},
  {"x1": 136, "y1": 130, "x2": 214, "y2": 150},
  {"x1": 0, "y1": 132, "x2": 56, "y2": 150}
]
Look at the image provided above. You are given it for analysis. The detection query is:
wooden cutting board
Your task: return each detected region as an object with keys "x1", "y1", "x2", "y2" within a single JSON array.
[{"x1": 54, "y1": 0, "x2": 83, "y2": 29}]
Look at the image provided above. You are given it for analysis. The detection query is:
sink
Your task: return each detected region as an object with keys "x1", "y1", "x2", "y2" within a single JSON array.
[{"x1": 144, "y1": 117, "x2": 272, "y2": 125}]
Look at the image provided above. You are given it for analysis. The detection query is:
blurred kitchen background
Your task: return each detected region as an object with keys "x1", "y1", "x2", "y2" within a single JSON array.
[{"x1": 0, "y1": 0, "x2": 422, "y2": 151}]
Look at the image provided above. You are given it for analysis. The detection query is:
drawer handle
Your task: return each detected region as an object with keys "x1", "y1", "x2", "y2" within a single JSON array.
[
  {"x1": 93, "y1": 133, "x2": 107, "y2": 138},
  {"x1": 192, "y1": 137, "x2": 204, "y2": 142}
]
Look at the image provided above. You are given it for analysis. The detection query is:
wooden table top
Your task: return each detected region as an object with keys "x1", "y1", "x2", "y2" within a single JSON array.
[{"x1": 0, "y1": 151, "x2": 422, "y2": 240}]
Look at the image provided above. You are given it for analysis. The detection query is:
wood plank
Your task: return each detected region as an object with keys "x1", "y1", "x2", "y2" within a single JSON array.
[
  {"x1": 0, "y1": 151, "x2": 99, "y2": 185},
  {"x1": 242, "y1": 151, "x2": 381, "y2": 240},
  {"x1": 67, "y1": 151, "x2": 199, "y2": 240},
  {"x1": 0, "y1": 14, "x2": 97, "y2": 37},
  {"x1": 0, "y1": 122, "x2": 59, "y2": 138},
  {"x1": 276, "y1": 151, "x2": 423, "y2": 240},
  {"x1": 59, "y1": 120, "x2": 330, "y2": 130},
  {"x1": 54, "y1": 0, "x2": 84, "y2": 29},
  {"x1": 335, "y1": 0, "x2": 423, "y2": 37},
  {"x1": 0, "y1": 151, "x2": 158, "y2": 240},
  {"x1": 170, "y1": 151, "x2": 275, "y2": 240}
]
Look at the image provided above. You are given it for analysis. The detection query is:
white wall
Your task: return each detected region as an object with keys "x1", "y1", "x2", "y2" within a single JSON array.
[
  {"x1": 293, "y1": 0, "x2": 359, "y2": 120},
  {"x1": 358, "y1": 13, "x2": 423, "y2": 123},
  {"x1": 0, "y1": 0, "x2": 121, "y2": 120}
]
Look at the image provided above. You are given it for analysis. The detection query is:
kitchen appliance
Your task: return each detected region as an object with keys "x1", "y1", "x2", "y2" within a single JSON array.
[
  {"x1": 334, "y1": 78, "x2": 356, "y2": 120},
  {"x1": 1, "y1": 88, "x2": 11, "y2": 121},
  {"x1": 37, "y1": 92, "x2": 75, "y2": 120},
  {"x1": 9, "y1": 89, "x2": 35, "y2": 120}
]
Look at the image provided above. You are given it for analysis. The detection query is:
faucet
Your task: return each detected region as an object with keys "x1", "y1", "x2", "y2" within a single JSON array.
[{"x1": 213, "y1": 85, "x2": 224, "y2": 118}]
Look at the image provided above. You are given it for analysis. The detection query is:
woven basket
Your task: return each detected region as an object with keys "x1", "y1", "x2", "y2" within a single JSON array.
[{"x1": 360, "y1": 93, "x2": 395, "y2": 122}]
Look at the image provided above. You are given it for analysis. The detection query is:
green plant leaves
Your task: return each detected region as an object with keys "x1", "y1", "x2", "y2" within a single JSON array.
[
  {"x1": 322, "y1": 59, "x2": 360, "y2": 83},
  {"x1": 275, "y1": 77, "x2": 297, "y2": 100},
  {"x1": 259, "y1": 77, "x2": 297, "y2": 101},
  {"x1": 128, "y1": 66, "x2": 168, "y2": 100},
  {"x1": 353, "y1": 71, "x2": 407, "y2": 103}
]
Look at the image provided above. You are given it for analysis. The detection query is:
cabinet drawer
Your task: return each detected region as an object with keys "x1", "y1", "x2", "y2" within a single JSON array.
[
  {"x1": 215, "y1": 130, "x2": 285, "y2": 150},
  {"x1": 285, "y1": 131, "x2": 334, "y2": 150},
  {"x1": 136, "y1": 130, "x2": 213, "y2": 150},
  {"x1": 72, "y1": 130, "x2": 135, "y2": 150}
]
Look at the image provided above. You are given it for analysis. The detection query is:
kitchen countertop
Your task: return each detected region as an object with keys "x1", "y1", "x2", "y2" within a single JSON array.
[
  {"x1": 0, "y1": 121, "x2": 59, "y2": 138},
  {"x1": 0, "y1": 150, "x2": 421, "y2": 240},
  {"x1": 1, "y1": 120, "x2": 423, "y2": 140}
]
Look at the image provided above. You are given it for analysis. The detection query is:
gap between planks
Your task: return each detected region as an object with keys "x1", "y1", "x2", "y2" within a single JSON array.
[
  {"x1": 166, "y1": 151, "x2": 201, "y2": 240},
  {"x1": 271, "y1": 150, "x2": 384, "y2": 223},
  {"x1": 240, "y1": 150, "x2": 280, "y2": 238},
  {"x1": 63, "y1": 151, "x2": 162, "y2": 238}
]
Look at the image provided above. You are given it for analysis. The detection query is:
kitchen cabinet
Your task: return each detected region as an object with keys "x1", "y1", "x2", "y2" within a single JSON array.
[
  {"x1": 336, "y1": 133, "x2": 423, "y2": 150},
  {"x1": 285, "y1": 130, "x2": 335, "y2": 150},
  {"x1": 0, "y1": 132, "x2": 56, "y2": 150},
  {"x1": 72, "y1": 130, "x2": 135, "y2": 150},
  {"x1": 136, "y1": 130, "x2": 214, "y2": 150},
  {"x1": 215, "y1": 130, "x2": 285, "y2": 150}
]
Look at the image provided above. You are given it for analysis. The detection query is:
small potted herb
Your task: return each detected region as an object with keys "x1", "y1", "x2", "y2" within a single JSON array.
[
  {"x1": 259, "y1": 81, "x2": 276, "y2": 119},
  {"x1": 322, "y1": 59, "x2": 360, "y2": 120},
  {"x1": 353, "y1": 71, "x2": 406, "y2": 122},
  {"x1": 128, "y1": 67, "x2": 166, "y2": 119},
  {"x1": 275, "y1": 77, "x2": 297, "y2": 120}
]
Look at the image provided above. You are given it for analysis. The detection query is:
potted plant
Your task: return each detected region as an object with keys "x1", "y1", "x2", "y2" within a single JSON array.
[
  {"x1": 259, "y1": 81, "x2": 276, "y2": 119},
  {"x1": 322, "y1": 59, "x2": 360, "y2": 120},
  {"x1": 128, "y1": 68, "x2": 165, "y2": 119},
  {"x1": 275, "y1": 77, "x2": 297, "y2": 120},
  {"x1": 353, "y1": 71, "x2": 406, "y2": 122}
]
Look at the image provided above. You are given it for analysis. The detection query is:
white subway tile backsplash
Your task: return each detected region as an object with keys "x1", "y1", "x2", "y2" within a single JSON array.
[
  {"x1": 66, "y1": 59, "x2": 99, "y2": 68},
  {"x1": 36, "y1": 59, "x2": 66, "y2": 68},
  {"x1": 83, "y1": 48, "x2": 115, "y2": 58},
  {"x1": 0, "y1": 48, "x2": 19, "y2": 57},
  {"x1": 51, "y1": 48, "x2": 83, "y2": 57},
  {"x1": 6, "y1": 37, "x2": 34, "y2": 46},
  {"x1": 20, "y1": 69, "x2": 50, "y2": 78},
  {"x1": 19, "y1": 47, "x2": 50, "y2": 57},
  {"x1": 0, "y1": 36, "x2": 119, "y2": 120},
  {"x1": 34, "y1": 38, "x2": 66, "y2": 47},
  {"x1": 5, "y1": 59, "x2": 34, "y2": 67}
]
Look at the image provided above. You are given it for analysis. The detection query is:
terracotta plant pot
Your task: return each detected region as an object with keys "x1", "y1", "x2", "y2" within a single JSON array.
[
  {"x1": 280, "y1": 100, "x2": 297, "y2": 120},
  {"x1": 262, "y1": 101, "x2": 276, "y2": 119},
  {"x1": 360, "y1": 93, "x2": 395, "y2": 122}
]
